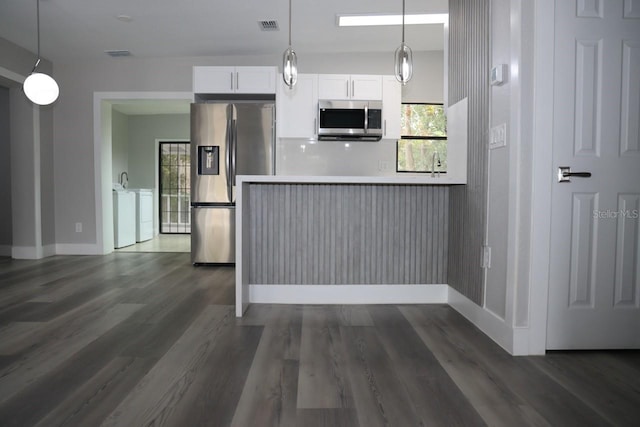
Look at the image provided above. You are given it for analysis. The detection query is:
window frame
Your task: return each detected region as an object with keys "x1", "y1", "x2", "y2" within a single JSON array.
[{"x1": 396, "y1": 102, "x2": 447, "y2": 174}]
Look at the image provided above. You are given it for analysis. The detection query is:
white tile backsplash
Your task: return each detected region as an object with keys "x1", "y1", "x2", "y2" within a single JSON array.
[{"x1": 276, "y1": 138, "x2": 398, "y2": 176}]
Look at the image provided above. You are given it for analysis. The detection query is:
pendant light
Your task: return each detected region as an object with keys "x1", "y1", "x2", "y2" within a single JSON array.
[
  {"x1": 282, "y1": 0, "x2": 298, "y2": 88},
  {"x1": 394, "y1": 0, "x2": 413, "y2": 85},
  {"x1": 23, "y1": 0, "x2": 59, "y2": 106}
]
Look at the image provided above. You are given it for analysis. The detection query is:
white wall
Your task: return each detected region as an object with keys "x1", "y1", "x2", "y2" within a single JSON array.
[
  {"x1": 0, "y1": 37, "x2": 55, "y2": 258},
  {"x1": 111, "y1": 109, "x2": 129, "y2": 185},
  {"x1": 485, "y1": 0, "x2": 511, "y2": 320},
  {"x1": 127, "y1": 114, "x2": 190, "y2": 189},
  {"x1": 0, "y1": 86, "x2": 11, "y2": 254},
  {"x1": 473, "y1": 0, "x2": 537, "y2": 354},
  {"x1": 52, "y1": 50, "x2": 444, "y2": 249}
]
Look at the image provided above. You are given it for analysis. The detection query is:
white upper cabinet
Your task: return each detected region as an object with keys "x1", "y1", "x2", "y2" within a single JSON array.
[
  {"x1": 193, "y1": 66, "x2": 277, "y2": 94},
  {"x1": 318, "y1": 74, "x2": 382, "y2": 100},
  {"x1": 382, "y1": 76, "x2": 402, "y2": 139},
  {"x1": 277, "y1": 74, "x2": 318, "y2": 138}
]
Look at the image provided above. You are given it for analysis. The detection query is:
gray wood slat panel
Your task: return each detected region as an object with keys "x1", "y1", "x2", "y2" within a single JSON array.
[
  {"x1": 248, "y1": 184, "x2": 449, "y2": 285},
  {"x1": 448, "y1": 0, "x2": 490, "y2": 304}
]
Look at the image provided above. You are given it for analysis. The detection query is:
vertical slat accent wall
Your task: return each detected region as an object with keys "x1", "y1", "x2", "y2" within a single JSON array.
[
  {"x1": 448, "y1": 0, "x2": 490, "y2": 304},
  {"x1": 249, "y1": 184, "x2": 448, "y2": 285}
]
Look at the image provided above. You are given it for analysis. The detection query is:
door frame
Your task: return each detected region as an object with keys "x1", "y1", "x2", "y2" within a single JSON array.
[
  {"x1": 92, "y1": 91, "x2": 194, "y2": 254},
  {"x1": 528, "y1": 0, "x2": 556, "y2": 354}
]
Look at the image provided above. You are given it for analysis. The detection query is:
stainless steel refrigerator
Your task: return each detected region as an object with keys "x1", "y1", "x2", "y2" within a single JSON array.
[{"x1": 190, "y1": 102, "x2": 275, "y2": 264}]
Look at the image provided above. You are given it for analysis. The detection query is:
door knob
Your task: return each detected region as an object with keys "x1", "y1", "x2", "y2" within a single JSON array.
[{"x1": 558, "y1": 166, "x2": 592, "y2": 183}]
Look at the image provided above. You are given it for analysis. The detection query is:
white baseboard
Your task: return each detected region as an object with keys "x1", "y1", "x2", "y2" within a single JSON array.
[
  {"x1": 249, "y1": 284, "x2": 449, "y2": 305},
  {"x1": 11, "y1": 246, "x2": 40, "y2": 259},
  {"x1": 42, "y1": 244, "x2": 56, "y2": 258},
  {"x1": 55, "y1": 243, "x2": 104, "y2": 255},
  {"x1": 11, "y1": 245, "x2": 56, "y2": 259},
  {"x1": 0, "y1": 245, "x2": 11, "y2": 257},
  {"x1": 447, "y1": 286, "x2": 522, "y2": 355}
]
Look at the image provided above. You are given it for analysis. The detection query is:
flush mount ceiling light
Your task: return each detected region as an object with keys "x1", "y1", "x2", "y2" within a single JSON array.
[
  {"x1": 282, "y1": 0, "x2": 298, "y2": 89},
  {"x1": 23, "y1": 0, "x2": 59, "y2": 106},
  {"x1": 394, "y1": 0, "x2": 413, "y2": 85},
  {"x1": 337, "y1": 13, "x2": 448, "y2": 27}
]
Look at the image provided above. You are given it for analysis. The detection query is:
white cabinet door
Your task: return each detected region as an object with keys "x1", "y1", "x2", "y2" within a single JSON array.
[
  {"x1": 382, "y1": 76, "x2": 401, "y2": 139},
  {"x1": 318, "y1": 74, "x2": 382, "y2": 100},
  {"x1": 193, "y1": 66, "x2": 276, "y2": 94},
  {"x1": 277, "y1": 74, "x2": 318, "y2": 138},
  {"x1": 318, "y1": 74, "x2": 350, "y2": 100},
  {"x1": 193, "y1": 66, "x2": 235, "y2": 93},
  {"x1": 352, "y1": 75, "x2": 383, "y2": 100},
  {"x1": 235, "y1": 66, "x2": 276, "y2": 94}
]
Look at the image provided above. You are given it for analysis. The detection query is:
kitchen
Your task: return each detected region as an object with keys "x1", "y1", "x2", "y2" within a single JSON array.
[{"x1": 1, "y1": 0, "x2": 638, "y2": 360}]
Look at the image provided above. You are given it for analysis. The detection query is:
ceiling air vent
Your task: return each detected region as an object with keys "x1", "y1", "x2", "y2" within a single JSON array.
[
  {"x1": 105, "y1": 50, "x2": 131, "y2": 57},
  {"x1": 258, "y1": 20, "x2": 279, "y2": 31}
]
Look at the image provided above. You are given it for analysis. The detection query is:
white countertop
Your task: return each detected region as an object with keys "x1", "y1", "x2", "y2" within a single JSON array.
[{"x1": 237, "y1": 175, "x2": 466, "y2": 185}]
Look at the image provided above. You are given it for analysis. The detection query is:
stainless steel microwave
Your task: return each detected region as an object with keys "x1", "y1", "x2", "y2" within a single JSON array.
[{"x1": 317, "y1": 100, "x2": 383, "y2": 141}]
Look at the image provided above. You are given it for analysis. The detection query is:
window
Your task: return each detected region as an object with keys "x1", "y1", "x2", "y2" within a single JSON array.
[
  {"x1": 397, "y1": 103, "x2": 447, "y2": 173},
  {"x1": 159, "y1": 142, "x2": 191, "y2": 234}
]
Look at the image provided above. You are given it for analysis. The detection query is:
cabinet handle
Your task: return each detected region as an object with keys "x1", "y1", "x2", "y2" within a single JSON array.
[
  {"x1": 352, "y1": 80, "x2": 355, "y2": 98},
  {"x1": 346, "y1": 81, "x2": 349, "y2": 98},
  {"x1": 230, "y1": 72, "x2": 234, "y2": 91},
  {"x1": 384, "y1": 120, "x2": 387, "y2": 136},
  {"x1": 236, "y1": 72, "x2": 239, "y2": 90}
]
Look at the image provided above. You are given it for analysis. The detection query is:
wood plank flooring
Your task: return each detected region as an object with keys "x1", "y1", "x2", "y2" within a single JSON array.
[{"x1": 0, "y1": 253, "x2": 638, "y2": 426}]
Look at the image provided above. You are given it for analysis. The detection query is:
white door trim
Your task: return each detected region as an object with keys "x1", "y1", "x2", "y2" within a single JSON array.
[
  {"x1": 528, "y1": 0, "x2": 555, "y2": 354},
  {"x1": 92, "y1": 91, "x2": 194, "y2": 255}
]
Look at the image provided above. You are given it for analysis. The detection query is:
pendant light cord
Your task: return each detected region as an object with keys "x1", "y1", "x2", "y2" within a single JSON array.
[
  {"x1": 401, "y1": 0, "x2": 406, "y2": 43},
  {"x1": 31, "y1": 0, "x2": 41, "y2": 72},
  {"x1": 288, "y1": 0, "x2": 292, "y2": 47}
]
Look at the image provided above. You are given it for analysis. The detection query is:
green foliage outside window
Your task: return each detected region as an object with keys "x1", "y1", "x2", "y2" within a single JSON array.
[{"x1": 397, "y1": 104, "x2": 447, "y2": 173}]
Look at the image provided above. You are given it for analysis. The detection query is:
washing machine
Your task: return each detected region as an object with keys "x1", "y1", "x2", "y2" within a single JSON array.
[
  {"x1": 113, "y1": 188, "x2": 136, "y2": 248},
  {"x1": 131, "y1": 189, "x2": 154, "y2": 242}
]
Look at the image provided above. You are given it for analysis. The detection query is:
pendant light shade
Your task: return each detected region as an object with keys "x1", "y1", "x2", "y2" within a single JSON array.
[
  {"x1": 24, "y1": 72, "x2": 60, "y2": 106},
  {"x1": 282, "y1": 0, "x2": 298, "y2": 88},
  {"x1": 394, "y1": 42, "x2": 413, "y2": 85},
  {"x1": 24, "y1": 0, "x2": 59, "y2": 106},
  {"x1": 283, "y1": 47, "x2": 298, "y2": 88},
  {"x1": 394, "y1": 0, "x2": 413, "y2": 85}
]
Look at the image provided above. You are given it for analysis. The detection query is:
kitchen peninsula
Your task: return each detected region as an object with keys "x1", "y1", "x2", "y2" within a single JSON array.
[
  {"x1": 235, "y1": 175, "x2": 465, "y2": 316},
  {"x1": 235, "y1": 98, "x2": 468, "y2": 316}
]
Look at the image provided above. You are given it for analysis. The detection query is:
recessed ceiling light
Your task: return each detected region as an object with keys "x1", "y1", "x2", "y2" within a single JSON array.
[
  {"x1": 337, "y1": 13, "x2": 448, "y2": 27},
  {"x1": 116, "y1": 14, "x2": 133, "y2": 23}
]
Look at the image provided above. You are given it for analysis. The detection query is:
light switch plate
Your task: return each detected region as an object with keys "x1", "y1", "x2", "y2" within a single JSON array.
[{"x1": 489, "y1": 123, "x2": 507, "y2": 149}]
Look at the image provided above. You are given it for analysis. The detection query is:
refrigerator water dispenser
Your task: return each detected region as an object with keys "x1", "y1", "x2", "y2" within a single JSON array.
[{"x1": 198, "y1": 146, "x2": 219, "y2": 175}]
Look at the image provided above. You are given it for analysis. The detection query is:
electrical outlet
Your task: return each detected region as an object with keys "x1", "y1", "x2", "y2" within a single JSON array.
[
  {"x1": 75, "y1": 222, "x2": 82, "y2": 233},
  {"x1": 378, "y1": 160, "x2": 391, "y2": 172},
  {"x1": 481, "y1": 246, "x2": 492, "y2": 269}
]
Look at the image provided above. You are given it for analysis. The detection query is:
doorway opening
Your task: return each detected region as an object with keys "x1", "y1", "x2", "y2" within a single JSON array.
[{"x1": 159, "y1": 141, "x2": 191, "y2": 234}]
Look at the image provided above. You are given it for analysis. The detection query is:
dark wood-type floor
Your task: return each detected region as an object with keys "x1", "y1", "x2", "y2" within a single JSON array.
[{"x1": 0, "y1": 253, "x2": 638, "y2": 426}]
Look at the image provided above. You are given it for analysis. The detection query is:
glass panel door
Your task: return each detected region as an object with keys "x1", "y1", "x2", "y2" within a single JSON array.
[{"x1": 159, "y1": 142, "x2": 191, "y2": 233}]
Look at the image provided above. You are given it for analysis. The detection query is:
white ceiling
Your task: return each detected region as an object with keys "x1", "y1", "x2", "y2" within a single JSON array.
[{"x1": 0, "y1": 0, "x2": 448, "y2": 61}]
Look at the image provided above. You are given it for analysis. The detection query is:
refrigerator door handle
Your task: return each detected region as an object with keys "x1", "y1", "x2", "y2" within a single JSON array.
[
  {"x1": 225, "y1": 118, "x2": 232, "y2": 202},
  {"x1": 231, "y1": 119, "x2": 237, "y2": 186}
]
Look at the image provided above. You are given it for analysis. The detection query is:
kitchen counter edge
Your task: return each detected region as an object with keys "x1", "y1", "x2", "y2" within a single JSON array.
[{"x1": 236, "y1": 175, "x2": 466, "y2": 185}]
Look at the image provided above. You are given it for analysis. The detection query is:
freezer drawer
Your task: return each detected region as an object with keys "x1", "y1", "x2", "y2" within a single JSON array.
[{"x1": 191, "y1": 206, "x2": 235, "y2": 264}]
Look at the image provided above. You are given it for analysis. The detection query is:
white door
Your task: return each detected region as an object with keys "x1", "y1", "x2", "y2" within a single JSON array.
[{"x1": 547, "y1": 0, "x2": 640, "y2": 349}]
